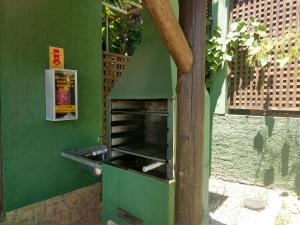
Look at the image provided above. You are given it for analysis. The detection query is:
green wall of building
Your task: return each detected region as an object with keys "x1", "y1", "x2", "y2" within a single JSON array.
[
  {"x1": 211, "y1": 114, "x2": 300, "y2": 194},
  {"x1": 1, "y1": 0, "x2": 102, "y2": 212}
]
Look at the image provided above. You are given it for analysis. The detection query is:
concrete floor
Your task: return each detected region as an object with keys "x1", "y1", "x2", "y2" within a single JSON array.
[{"x1": 209, "y1": 178, "x2": 300, "y2": 225}]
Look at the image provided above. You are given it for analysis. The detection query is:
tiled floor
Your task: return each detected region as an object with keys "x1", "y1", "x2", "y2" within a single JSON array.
[{"x1": 0, "y1": 183, "x2": 102, "y2": 225}]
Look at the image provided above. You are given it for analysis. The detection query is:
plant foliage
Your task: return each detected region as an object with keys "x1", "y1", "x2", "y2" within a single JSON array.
[
  {"x1": 105, "y1": 0, "x2": 141, "y2": 11},
  {"x1": 206, "y1": 17, "x2": 300, "y2": 88},
  {"x1": 102, "y1": 0, "x2": 142, "y2": 55}
]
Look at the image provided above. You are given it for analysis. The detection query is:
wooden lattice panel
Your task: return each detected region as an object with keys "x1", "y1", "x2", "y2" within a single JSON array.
[
  {"x1": 102, "y1": 52, "x2": 130, "y2": 143},
  {"x1": 207, "y1": 0, "x2": 212, "y2": 18},
  {"x1": 228, "y1": 0, "x2": 300, "y2": 113}
]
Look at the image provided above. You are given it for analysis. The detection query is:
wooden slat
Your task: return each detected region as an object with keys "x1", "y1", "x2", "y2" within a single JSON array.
[
  {"x1": 228, "y1": 0, "x2": 300, "y2": 113},
  {"x1": 285, "y1": 0, "x2": 293, "y2": 108},
  {"x1": 292, "y1": 0, "x2": 300, "y2": 108}
]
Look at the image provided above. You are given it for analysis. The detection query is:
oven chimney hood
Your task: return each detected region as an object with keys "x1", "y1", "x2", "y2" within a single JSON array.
[{"x1": 109, "y1": 9, "x2": 177, "y2": 100}]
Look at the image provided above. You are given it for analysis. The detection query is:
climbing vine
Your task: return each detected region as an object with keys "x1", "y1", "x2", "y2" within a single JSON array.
[
  {"x1": 206, "y1": 17, "x2": 300, "y2": 88},
  {"x1": 102, "y1": 0, "x2": 143, "y2": 55}
]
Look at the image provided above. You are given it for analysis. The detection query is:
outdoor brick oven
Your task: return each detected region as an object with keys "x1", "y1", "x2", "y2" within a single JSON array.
[{"x1": 106, "y1": 99, "x2": 174, "y2": 180}]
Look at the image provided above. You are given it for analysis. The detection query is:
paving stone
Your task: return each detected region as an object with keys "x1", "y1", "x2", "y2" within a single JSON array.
[
  {"x1": 280, "y1": 191, "x2": 289, "y2": 197},
  {"x1": 243, "y1": 198, "x2": 266, "y2": 211}
]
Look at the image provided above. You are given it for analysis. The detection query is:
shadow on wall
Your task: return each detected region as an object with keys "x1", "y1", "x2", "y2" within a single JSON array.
[
  {"x1": 281, "y1": 143, "x2": 290, "y2": 177},
  {"x1": 253, "y1": 117, "x2": 278, "y2": 154},
  {"x1": 265, "y1": 116, "x2": 275, "y2": 137},
  {"x1": 264, "y1": 167, "x2": 274, "y2": 186},
  {"x1": 254, "y1": 132, "x2": 264, "y2": 153},
  {"x1": 253, "y1": 118, "x2": 300, "y2": 195}
]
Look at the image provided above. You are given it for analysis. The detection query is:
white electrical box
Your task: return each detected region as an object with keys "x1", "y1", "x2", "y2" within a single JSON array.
[{"x1": 45, "y1": 69, "x2": 78, "y2": 121}]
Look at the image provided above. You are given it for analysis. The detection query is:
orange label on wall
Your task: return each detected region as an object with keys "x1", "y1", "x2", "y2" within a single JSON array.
[{"x1": 49, "y1": 46, "x2": 64, "y2": 69}]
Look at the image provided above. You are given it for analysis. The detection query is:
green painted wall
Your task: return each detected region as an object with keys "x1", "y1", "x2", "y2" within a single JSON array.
[
  {"x1": 202, "y1": 91, "x2": 211, "y2": 225},
  {"x1": 1, "y1": 0, "x2": 102, "y2": 212},
  {"x1": 211, "y1": 114, "x2": 300, "y2": 194},
  {"x1": 210, "y1": 0, "x2": 230, "y2": 115}
]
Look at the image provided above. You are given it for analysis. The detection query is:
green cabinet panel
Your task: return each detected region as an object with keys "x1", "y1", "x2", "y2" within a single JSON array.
[{"x1": 102, "y1": 164, "x2": 174, "y2": 225}]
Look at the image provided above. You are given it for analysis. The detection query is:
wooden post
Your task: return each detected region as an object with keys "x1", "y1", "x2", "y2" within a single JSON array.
[
  {"x1": 175, "y1": 0, "x2": 207, "y2": 225},
  {"x1": 143, "y1": 0, "x2": 193, "y2": 74}
]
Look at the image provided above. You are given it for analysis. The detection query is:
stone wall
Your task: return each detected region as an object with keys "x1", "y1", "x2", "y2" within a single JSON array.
[
  {"x1": 0, "y1": 184, "x2": 101, "y2": 225},
  {"x1": 211, "y1": 114, "x2": 300, "y2": 194}
]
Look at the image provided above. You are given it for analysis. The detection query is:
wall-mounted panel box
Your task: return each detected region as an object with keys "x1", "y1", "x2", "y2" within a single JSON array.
[{"x1": 45, "y1": 69, "x2": 78, "y2": 121}]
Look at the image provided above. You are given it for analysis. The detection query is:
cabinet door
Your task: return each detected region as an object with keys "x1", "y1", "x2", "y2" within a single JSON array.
[{"x1": 102, "y1": 164, "x2": 174, "y2": 225}]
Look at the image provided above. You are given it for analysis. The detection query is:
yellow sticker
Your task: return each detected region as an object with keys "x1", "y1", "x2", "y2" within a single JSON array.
[
  {"x1": 49, "y1": 46, "x2": 64, "y2": 69},
  {"x1": 55, "y1": 105, "x2": 76, "y2": 113}
]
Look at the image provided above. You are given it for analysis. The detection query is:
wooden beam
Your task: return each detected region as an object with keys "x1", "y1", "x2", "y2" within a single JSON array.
[
  {"x1": 143, "y1": 0, "x2": 193, "y2": 74},
  {"x1": 175, "y1": 0, "x2": 207, "y2": 224}
]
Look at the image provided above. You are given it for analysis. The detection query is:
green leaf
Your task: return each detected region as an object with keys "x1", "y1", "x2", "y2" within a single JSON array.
[
  {"x1": 296, "y1": 68, "x2": 300, "y2": 77},
  {"x1": 277, "y1": 54, "x2": 290, "y2": 68},
  {"x1": 221, "y1": 43, "x2": 227, "y2": 53},
  {"x1": 248, "y1": 45, "x2": 261, "y2": 55},
  {"x1": 257, "y1": 24, "x2": 267, "y2": 32},
  {"x1": 259, "y1": 56, "x2": 272, "y2": 68},
  {"x1": 237, "y1": 21, "x2": 247, "y2": 32},
  {"x1": 206, "y1": 79, "x2": 214, "y2": 88},
  {"x1": 244, "y1": 36, "x2": 255, "y2": 47},
  {"x1": 227, "y1": 31, "x2": 239, "y2": 39},
  {"x1": 223, "y1": 53, "x2": 233, "y2": 62},
  {"x1": 230, "y1": 22, "x2": 238, "y2": 31},
  {"x1": 239, "y1": 25, "x2": 247, "y2": 33}
]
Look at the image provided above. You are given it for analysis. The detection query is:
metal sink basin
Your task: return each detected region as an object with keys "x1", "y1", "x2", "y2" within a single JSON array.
[
  {"x1": 82, "y1": 153, "x2": 105, "y2": 162},
  {"x1": 61, "y1": 145, "x2": 107, "y2": 176}
]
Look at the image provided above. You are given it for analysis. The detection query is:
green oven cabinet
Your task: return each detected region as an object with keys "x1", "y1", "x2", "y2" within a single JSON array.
[{"x1": 102, "y1": 164, "x2": 175, "y2": 225}]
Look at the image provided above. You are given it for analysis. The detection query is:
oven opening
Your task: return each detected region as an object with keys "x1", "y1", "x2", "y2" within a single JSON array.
[
  {"x1": 110, "y1": 155, "x2": 168, "y2": 180},
  {"x1": 108, "y1": 99, "x2": 173, "y2": 180}
]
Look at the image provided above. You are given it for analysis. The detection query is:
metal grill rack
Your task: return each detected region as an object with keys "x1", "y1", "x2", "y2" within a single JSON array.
[{"x1": 107, "y1": 99, "x2": 174, "y2": 180}]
